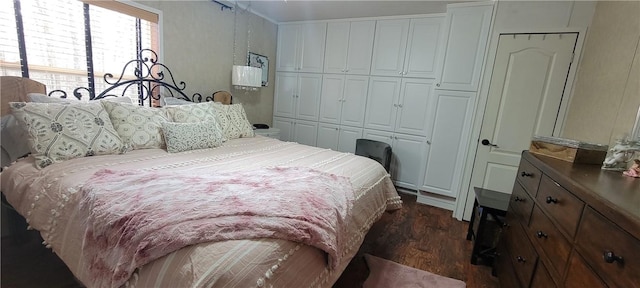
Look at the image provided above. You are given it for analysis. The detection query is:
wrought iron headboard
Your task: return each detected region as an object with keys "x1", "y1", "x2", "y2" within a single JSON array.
[{"x1": 47, "y1": 49, "x2": 217, "y2": 106}]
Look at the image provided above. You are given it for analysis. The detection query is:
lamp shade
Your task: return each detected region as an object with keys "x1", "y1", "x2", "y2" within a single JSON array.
[{"x1": 232, "y1": 65, "x2": 261, "y2": 88}]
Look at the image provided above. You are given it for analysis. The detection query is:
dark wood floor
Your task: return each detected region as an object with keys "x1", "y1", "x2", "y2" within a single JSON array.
[
  {"x1": 334, "y1": 193, "x2": 498, "y2": 288},
  {"x1": 2, "y1": 193, "x2": 498, "y2": 288}
]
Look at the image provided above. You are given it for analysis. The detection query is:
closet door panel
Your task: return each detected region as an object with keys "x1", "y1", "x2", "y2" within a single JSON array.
[
  {"x1": 324, "y1": 22, "x2": 350, "y2": 74},
  {"x1": 370, "y1": 19, "x2": 410, "y2": 77},
  {"x1": 395, "y1": 78, "x2": 434, "y2": 136},
  {"x1": 319, "y1": 74, "x2": 345, "y2": 124},
  {"x1": 364, "y1": 77, "x2": 401, "y2": 132},
  {"x1": 341, "y1": 75, "x2": 369, "y2": 127},
  {"x1": 346, "y1": 21, "x2": 376, "y2": 75}
]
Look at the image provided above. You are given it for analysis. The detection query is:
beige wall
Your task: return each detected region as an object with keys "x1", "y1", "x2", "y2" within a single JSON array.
[
  {"x1": 562, "y1": 1, "x2": 640, "y2": 145},
  {"x1": 136, "y1": 1, "x2": 277, "y2": 125}
]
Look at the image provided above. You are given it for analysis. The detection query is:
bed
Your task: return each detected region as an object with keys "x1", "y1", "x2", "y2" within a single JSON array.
[{"x1": 0, "y1": 50, "x2": 402, "y2": 287}]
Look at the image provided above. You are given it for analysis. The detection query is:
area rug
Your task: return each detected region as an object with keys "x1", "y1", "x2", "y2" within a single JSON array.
[{"x1": 363, "y1": 254, "x2": 466, "y2": 288}]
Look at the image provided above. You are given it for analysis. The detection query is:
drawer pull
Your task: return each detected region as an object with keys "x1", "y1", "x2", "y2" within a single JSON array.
[
  {"x1": 520, "y1": 171, "x2": 534, "y2": 177},
  {"x1": 545, "y1": 196, "x2": 558, "y2": 204},
  {"x1": 516, "y1": 256, "x2": 526, "y2": 263},
  {"x1": 513, "y1": 196, "x2": 523, "y2": 202},
  {"x1": 603, "y1": 251, "x2": 624, "y2": 264},
  {"x1": 536, "y1": 231, "x2": 548, "y2": 239}
]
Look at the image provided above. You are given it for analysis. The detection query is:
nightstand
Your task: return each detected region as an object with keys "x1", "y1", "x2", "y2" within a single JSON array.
[{"x1": 253, "y1": 127, "x2": 280, "y2": 139}]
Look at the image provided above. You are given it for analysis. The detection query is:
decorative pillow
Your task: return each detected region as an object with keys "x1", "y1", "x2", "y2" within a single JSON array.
[
  {"x1": 165, "y1": 102, "x2": 226, "y2": 141},
  {"x1": 1, "y1": 114, "x2": 30, "y2": 165},
  {"x1": 163, "y1": 96, "x2": 193, "y2": 106},
  {"x1": 227, "y1": 104, "x2": 255, "y2": 138},
  {"x1": 9, "y1": 102, "x2": 127, "y2": 169},
  {"x1": 161, "y1": 121, "x2": 224, "y2": 153},
  {"x1": 101, "y1": 101, "x2": 169, "y2": 150},
  {"x1": 210, "y1": 103, "x2": 240, "y2": 139}
]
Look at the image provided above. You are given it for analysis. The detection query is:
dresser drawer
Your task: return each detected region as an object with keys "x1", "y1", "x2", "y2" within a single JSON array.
[
  {"x1": 576, "y1": 208, "x2": 640, "y2": 288},
  {"x1": 505, "y1": 221, "x2": 538, "y2": 287},
  {"x1": 510, "y1": 182, "x2": 535, "y2": 225},
  {"x1": 531, "y1": 261, "x2": 556, "y2": 288},
  {"x1": 564, "y1": 252, "x2": 607, "y2": 288},
  {"x1": 496, "y1": 241, "x2": 522, "y2": 288},
  {"x1": 536, "y1": 175, "x2": 584, "y2": 237},
  {"x1": 529, "y1": 205, "x2": 571, "y2": 278},
  {"x1": 516, "y1": 158, "x2": 542, "y2": 197}
]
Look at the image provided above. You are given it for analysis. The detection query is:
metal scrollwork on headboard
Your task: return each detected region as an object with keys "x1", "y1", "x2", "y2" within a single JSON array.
[{"x1": 47, "y1": 49, "x2": 215, "y2": 105}]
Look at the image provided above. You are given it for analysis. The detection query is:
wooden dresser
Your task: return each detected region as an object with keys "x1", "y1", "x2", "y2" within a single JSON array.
[{"x1": 496, "y1": 151, "x2": 640, "y2": 287}]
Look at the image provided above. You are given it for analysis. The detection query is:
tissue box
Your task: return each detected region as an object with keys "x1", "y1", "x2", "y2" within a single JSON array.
[{"x1": 529, "y1": 136, "x2": 608, "y2": 164}]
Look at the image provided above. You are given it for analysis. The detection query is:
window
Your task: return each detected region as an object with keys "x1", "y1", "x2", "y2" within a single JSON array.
[{"x1": 0, "y1": 0, "x2": 159, "y2": 102}]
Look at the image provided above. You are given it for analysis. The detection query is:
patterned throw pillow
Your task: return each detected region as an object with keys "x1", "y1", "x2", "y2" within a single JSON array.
[
  {"x1": 9, "y1": 102, "x2": 127, "y2": 169},
  {"x1": 228, "y1": 104, "x2": 255, "y2": 138},
  {"x1": 101, "y1": 101, "x2": 169, "y2": 150},
  {"x1": 161, "y1": 121, "x2": 224, "y2": 153},
  {"x1": 212, "y1": 103, "x2": 254, "y2": 140},
  {"x1": 165, "y1": 102, "x2": 226, "y2": 141}
]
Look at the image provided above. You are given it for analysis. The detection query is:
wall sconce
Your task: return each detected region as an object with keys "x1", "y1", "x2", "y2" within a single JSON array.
[{"x1": 232, "y1": 65, "x2": 261, "y2": 91}]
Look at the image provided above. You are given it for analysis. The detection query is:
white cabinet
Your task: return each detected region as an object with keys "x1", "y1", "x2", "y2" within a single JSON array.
[
  {"x1": 273, "y1": 117, "x2": 318, "y2": 147},
  {"x1": 324, "y1": 20, "x2": 376, "y2": 75},
  {"x1": 370, "y1": 17, "x2": 444, "y2": 78},
  {"x1": 421, "y1": 90, "x2": 475, "y2": 198},
  {"x1": 436, "y1": 2, "x2": 493, "y2": 91},
  {"x1": 316, "y1": 123, "x2": 362, "y2": 153},
  {"x1": 319, "y1": 75, "x2": 369, "y2": 126},
  {"x1": 363, "y1": 129, "x2": 427, "y2": 190},
  {"x1": 276, "y1": 23, "x2": 327, "y2": 73},
  {"x1": 273, "y1": 72, "x2": 323, "y2": 121},
  {"x1": 364, "y1": 77, "x2": 434, "y2": 136}
]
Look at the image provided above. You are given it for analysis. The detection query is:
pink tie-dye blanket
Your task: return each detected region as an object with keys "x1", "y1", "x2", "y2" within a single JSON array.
[{"x1": 78, "y1": 166, "x2": 354, "y2": 288}]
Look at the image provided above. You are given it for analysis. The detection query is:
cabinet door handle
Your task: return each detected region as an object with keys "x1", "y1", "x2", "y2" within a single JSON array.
[
  {"x1": 393, "y1": 104, "x2": 398, "y2": 107},
  {"x1": 521, "y1": 171, "x2": 534, "y2": 177},
  {"x1": 398, "y1": 71, "x2": 403, "y2": 75},
  {"x1": 515, "y1": 256, "x2": 526, "y2": 263},
  {"x1": 545, "y1": 196, "x2": 558, "y2": 204},
  {"x1": 398, "y1": 104, "x2": 403, "y2": 108},
  {"x1": 603, "y1": 251, "x2": 624, "y2": 264},
  {"x1": 536, "y1": 231, "x2": 548, "y2": 239},
  {"x1": 426, "y1": 140, "x2": 431, "y2": 145},
  {"x1": 436, "y1": 83, "x2": 440, "y2": 87}
]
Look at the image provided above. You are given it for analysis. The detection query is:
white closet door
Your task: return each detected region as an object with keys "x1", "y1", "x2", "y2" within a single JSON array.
[
  {"x1": 273, "y1": 117, "x2": 294, "y2": 142},
  {"x1": 392, "y1": 133, "x2": 427, "y2": 190},
  {"x1": 395, "y1": 78, "x2": 434, "y2": 136},
  {"x1": 346, "y1": 21, "x2": 375, "y2": 75},
  {"x1": 370, "y1": 19, "x2": 410, "y2": 77},
  {"x1": 276, "y1": 25, "x2": 299, "y2": 72},
  {"x1": 364, "y1": 77, "x2": 401, "y2": 132},
  {"x1": 324, "y1": 22, "x2": 350, "y2": 74},
  {"x1": 319, "y1": 74, "x2": 345, "y2": 124},
  {"x1": 316, "y1": 123, "x2": 340, "y2": 150},
  {"x1": 295, "y1": 73, "x2": 323, "y2": 121},
  {"x1": 362, "y1": 129, "x2": 394, "y2": 146},
  {"x1": 340, "y1": 75, "x2": 369, "y2": 127},
  {"x1": 293, "y1": 120, "x2": 318, "y2": 147},
  {"x1": 422, "y1": 90, "x2": 474, "y2": 197},
  {"x1": 403, "y1": 17, "x2": 444, "y2": 78},
  {"x1": 273, "y1": 73, "x2": 298, "y2": 118},
  {"x1": 299, "y1": 23, "x2": 327, "y2": 73},
  {"x1": 337, "y1": 126, "x2": 363, "y2": 153}
]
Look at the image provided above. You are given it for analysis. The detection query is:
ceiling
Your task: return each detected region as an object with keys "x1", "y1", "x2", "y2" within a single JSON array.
[{"x1": 233, "y1": 1, "x2": 473, "y2": 23}]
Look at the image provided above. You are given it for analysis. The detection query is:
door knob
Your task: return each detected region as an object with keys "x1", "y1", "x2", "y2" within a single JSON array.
[{"x1": 481, "y1": 139, "x2": 498, "y2": 148}]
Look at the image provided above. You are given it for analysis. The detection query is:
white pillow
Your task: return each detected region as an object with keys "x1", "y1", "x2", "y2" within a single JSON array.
[
  {"x1": 10, "y1": 102, "x2": 127, "y2": 169},
  {"x1": 101, "y1": 101, "x2": 169, "y2": 150},
  {"x1": 28, "y1": 93, "x2": 78, "y2": 103},
  {"x1": 161, "y1": 121, "x2": 224, "y2": 153},
  {"x1": 164, "y1": 102, "x2": 226, "y2": 141},
  {"x1": 227, "y1": 104, "x2": 255, "y2": 138},
  {"x1": 1, "y1": 114, "x2": 30, "y2": 165},
  {"x1": 211, "y1": 103, "x2": 241, "y2": 140},
  {"x1": 163, "y1": 96, "x2": 193, "y2": 106}
]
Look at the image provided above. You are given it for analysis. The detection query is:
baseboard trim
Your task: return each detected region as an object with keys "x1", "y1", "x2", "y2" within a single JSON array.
[{"x1": 416, "y1": 192, "x2": 456, "y2": 211}]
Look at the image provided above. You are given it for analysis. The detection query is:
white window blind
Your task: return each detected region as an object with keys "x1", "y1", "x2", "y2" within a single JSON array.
[
  {"x1": 0, "y1": 0, "x2": 159, "y2": 101},
  {"x1": 0, "y1": 0, "x2": 21, "y2": 77}
]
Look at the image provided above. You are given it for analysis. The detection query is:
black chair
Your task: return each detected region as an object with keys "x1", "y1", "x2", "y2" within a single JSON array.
[{"x1": 355, "y1": 139, "x2": 392, "y2": 172}]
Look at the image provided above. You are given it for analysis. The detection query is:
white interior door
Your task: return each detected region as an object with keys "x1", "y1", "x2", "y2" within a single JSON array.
[{"x1": 464, "y1": 33, "x2": 577, "y2": 219}]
